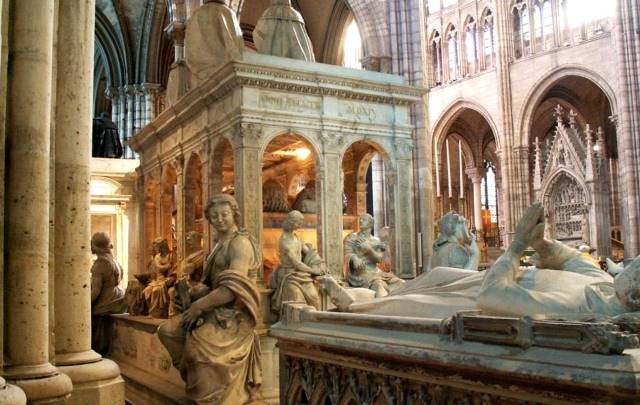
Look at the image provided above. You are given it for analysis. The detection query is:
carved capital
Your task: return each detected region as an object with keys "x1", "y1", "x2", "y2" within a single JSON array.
[
  {"x1": 465, "y1": 167, "x2": 484, "y2": 183},
  {"x1": 320, "y1": 131, "x2": 345, "y2": 151},
  {"x1": 394, "y1": 139, "x2": 414, "y2": 158},
  {"x1": 236, "y1": 122, "x2": 263, "y2": 146}
]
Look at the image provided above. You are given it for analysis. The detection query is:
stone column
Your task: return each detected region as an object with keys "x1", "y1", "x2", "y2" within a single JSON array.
[
  {"x1": 118, "y1": 86, "x2": 127, "y2": 147},
  {"x1": 371, "y1": 155, "x2": 386, "y2": 236},
  {"x1": 106, "y1": 87, "x2": 120, "y2": 136},
  {"x1": 614, "y1": 0, "x2": 640, "y2": 257},
  {"x1": 125, "y1": 85, "x2": 136, "y2": 158},
  {"x1": 466, "y1": 167, "x2": 484, "y2": 232},
  {"x1": 318, "y1": 148, "x2": 344, "y2": 279},
  {"x1": 174, "y1": 155, "x2": 186, "y2": 269},
  {"x1": 200, "y1": 143, "x2": 212, "y2": 252},
  {"x1": 52, "y1": 0, "x2": 125, "y2": 403},
  {"x1": 3, "y1": 0, "x2": 73, "y2": 402},
  {"x1": 134, "y1": 84, "x2": 144, "y2": 135},
  {"x1": 233, "y1": 124, "x2": 263, "y2": 280},
  {"x1": 393, "y1": 143, "x2": 417, "y2": 279}
]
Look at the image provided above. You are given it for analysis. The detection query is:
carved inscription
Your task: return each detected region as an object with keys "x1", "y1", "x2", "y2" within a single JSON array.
[
  {"x1": 339, "y1": 102, "x2": 378, "y2": 122},
  {"x1": 258, "y1": 92, "x2": 321, "y2": 113}
]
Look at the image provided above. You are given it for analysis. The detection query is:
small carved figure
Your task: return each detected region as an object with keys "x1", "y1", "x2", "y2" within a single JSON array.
[
  {"x1": 142, "y1": 238, "x2": 176, "y2": 318},
  {"x1": 270, "y1": 210, "x2": 324, "y2": 312},
  {"x1": 253, "y1": 0, "x2": 315, "y2": 61},
  {"x1": 344, "y1": 213, "x2": 405, "y2": 297},
  {"x1": 158, "y1": 194, "x2": 262, "y2": 404},
  {"x1": 292, "y1": 180, "x2": 317, "y2": 213},
  {"x1": 431, "y1": 211, "x2": 480, "y2": 270},
  {"x1": 90, "y1": 232, "x2": 126, "y2": 355},
  {"x1": 92, "y1": 112, "x2": 123, "y2": 158}
]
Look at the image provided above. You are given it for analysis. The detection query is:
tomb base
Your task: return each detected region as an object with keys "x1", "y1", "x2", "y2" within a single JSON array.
[
  {"x1": 110, "y1": 314, "x2": 279, "y2": 404},
  {"x1": 271, "y1": 303, "x2": 640, "y2": 404}
]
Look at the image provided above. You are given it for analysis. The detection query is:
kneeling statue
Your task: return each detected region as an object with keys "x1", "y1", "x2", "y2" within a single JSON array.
[
  {"x1": 270, "y1": 210, "x2": 324, "y2": 312},
  {"x1": 158, "y1": 194, "x2": 262, "y2": 404},
  {"x1": 431, "y1": 211, "x2": 479, "y2": 270},
  {"x1": 344, "y1": 213, "x2": 404, "y2": 297},
  {"x1": 323, "y1": 204, "x2": 640, "y2": 320}
]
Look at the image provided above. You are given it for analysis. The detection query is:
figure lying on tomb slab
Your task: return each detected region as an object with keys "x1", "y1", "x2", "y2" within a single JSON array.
[{"x1": 323, "y1": 203, "x2": 640, "y2": 321}]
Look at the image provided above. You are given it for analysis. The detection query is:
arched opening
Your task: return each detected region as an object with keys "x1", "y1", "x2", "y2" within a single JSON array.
[
  {"x1": 261, "y1": 133, "x2": 319, "y2": 279},
  {"x1": 528, "y1": 75, "x2": 620, "y2": 257},
  {"x1": 433, "y1": 107, "x2": 501, "y2": 252},
  {"x1": 480, "y1": 9, "x2": 496, "y2": 70},
  {"x1": 446, "y1": 25, "x2": 458, "y2": 81},
  {"x1": 430, "y1": 30, "x2": 443, "y2": 86},
  {"x1": 463, "y1": 16, "x2": 477, "y2": 76},
  {"x1": 184, "y1": 153, "x2": 204, "y2": 253},
  {"x1": 144, "y1": 176, "x2": 159, "y2": 264},
  {"x1": 342, "y1": 140, "x2": 394, "y2": 266},
  {"x1": 342, "y1": 18, "x2": 363, "y2": 69},
  {"x1": 209, "y1": 138, "x2": 235, "y2": 248},
  {"x1": 161, "y1": 164, "x2": 178, "y2": 254}
]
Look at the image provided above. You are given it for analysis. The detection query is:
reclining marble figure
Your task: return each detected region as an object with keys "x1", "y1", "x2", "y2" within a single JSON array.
[
  {"x1": 431, "y1": 211, "x2": 480, "y2": 270},
  {"x1": 270, "y1": 210, "x2": 324, "y2": 312},
  {"x1": 344, "y1": 213, "x2": 405, "y2": 297},
  {"x1": 158, "y1": 194, "x2": 262, "y2": 404},
  {"x1": 324, "y1": 203, "x2": 640, "y2": 320}
]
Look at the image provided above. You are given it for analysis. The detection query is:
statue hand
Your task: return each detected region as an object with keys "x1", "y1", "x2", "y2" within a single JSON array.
[
  {"x1": 513, "y1": 203, "x2": 545, "y2": 250},
  {"x1": 181, "y1": 302, "x2": 203, "y2": 331}
]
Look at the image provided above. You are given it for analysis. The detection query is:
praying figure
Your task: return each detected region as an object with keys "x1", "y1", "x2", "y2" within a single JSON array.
[
  {"x1": 90, "y1": 232, "x2": 126, "y2": 354},
  {"x1": 323, "y1": 204, "x2": 640, "y2": 321},
  {"x1": 270, "y1": 210, "x2": 324, "y2": 313},
  {"x1": 431, "y1": 211, "x2": 480, "y2": 270},
  {"x1": 344, "y1": 213, "x2": 405, "y2": 297},
  {"x1": 158, "y1": 194, "x2": 262, "y2": 404}
]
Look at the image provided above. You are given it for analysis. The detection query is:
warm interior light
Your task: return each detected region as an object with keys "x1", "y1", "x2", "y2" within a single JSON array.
[
  {"x1": 272, "y1": 147, "x2": 311, "y2": 160},
  {"x1": 295, "y1": 148, "x2": 311, "y2": 160}
]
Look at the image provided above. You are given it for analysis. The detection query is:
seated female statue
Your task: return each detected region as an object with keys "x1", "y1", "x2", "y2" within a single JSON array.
[{"x1": 158, "y1": 194, "x2": 262, "y2": 404}]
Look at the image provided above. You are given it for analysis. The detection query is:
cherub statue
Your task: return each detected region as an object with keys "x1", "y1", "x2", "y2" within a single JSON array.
[
  {"x1": 431, "y1": 211, "x2": 480, "y2": 270},
  {"x1": 344, "y1": 213, "x2": 404, "y2": 297},
  {"x1": 270, "y1": 210, "x2": 324, "y2": 312}
]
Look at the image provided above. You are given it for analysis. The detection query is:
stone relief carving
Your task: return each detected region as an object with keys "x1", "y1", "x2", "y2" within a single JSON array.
[
  {"x1": 263, "y1": 179, "x2": 290, "y2": 212},
  {"x1": 158, "y1": 194, "x2": 262, "y2": 404},
  {"x1": 292, "y1": 180, "x2": 316, "y2": 213},
  {"x1": 270, "y1": 210, "x2": 325, "y2": 313}
]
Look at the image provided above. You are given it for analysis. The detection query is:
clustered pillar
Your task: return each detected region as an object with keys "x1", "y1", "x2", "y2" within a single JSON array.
[
  {"x1": 3, "y1": 0, "x2": 73, "y2": 401},
  {"x1": 2, "y1": 0, "x2": 124, "y2": 402}
]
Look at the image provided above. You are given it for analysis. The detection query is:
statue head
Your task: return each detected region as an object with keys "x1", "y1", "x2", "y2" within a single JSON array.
[
  {"x1": 437, "y1": 211, "x2": 471, "y2": 246},
  {"x1": 614, "y1": 256, "x2": 640, "y2": 311},
  {"x1": 152, "y1": 238, "x2": 170, "y2": 256},
  {"x1": 91, "y1": 232, "x2": 112, "y2": 255},
  {"x1": 283, "y1": 210, "x2": 304, "y2": 232},
  {"x1": 358, "y1": 213, "x2": 374, "y2": 233},
  {"x1": 205, "y1": 194, "x2": 241, "y2": 230},
  {"x1": 186, "y1": 231, "x2": 203, "y2": 251}
]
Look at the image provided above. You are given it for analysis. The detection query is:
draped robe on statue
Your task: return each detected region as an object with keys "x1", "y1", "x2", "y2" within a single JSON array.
[{"x1": 158, "y1": 232, "x2": 262, "y2": 404}]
